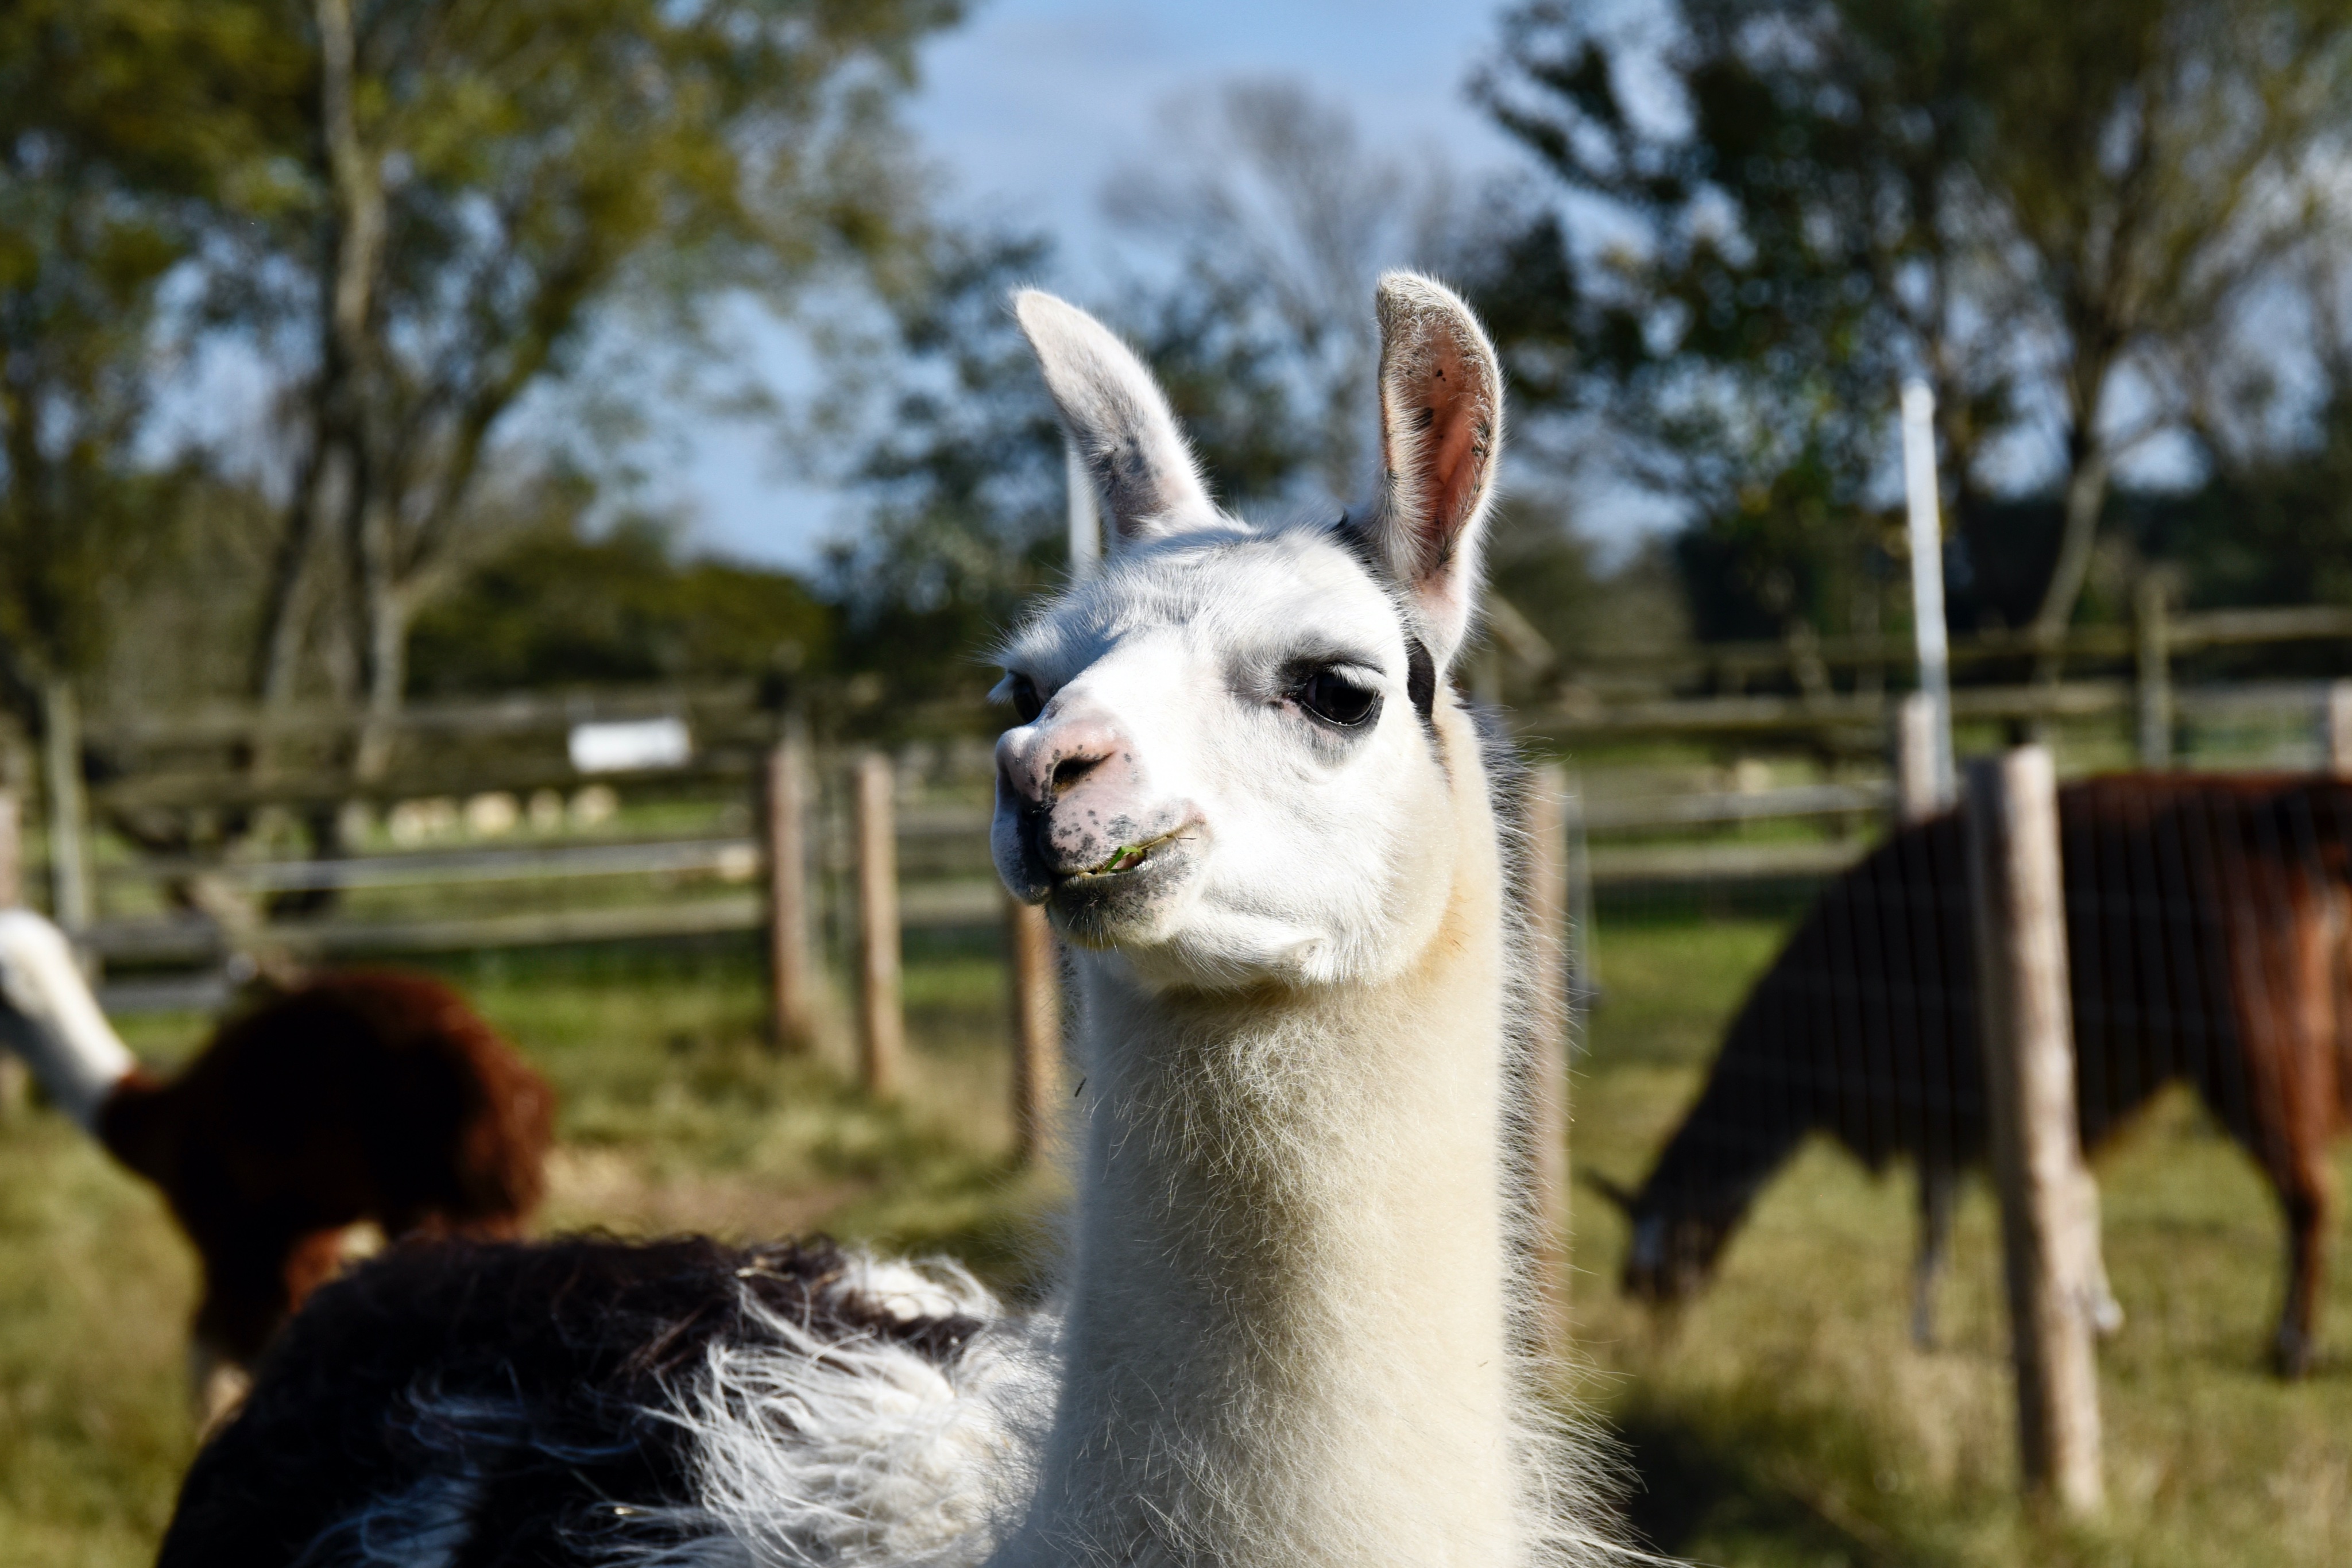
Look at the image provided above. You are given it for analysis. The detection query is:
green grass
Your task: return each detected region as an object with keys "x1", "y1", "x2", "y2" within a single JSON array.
[{"x1": 6, "y1": 910, "x2": 2349, "y2": 1564}]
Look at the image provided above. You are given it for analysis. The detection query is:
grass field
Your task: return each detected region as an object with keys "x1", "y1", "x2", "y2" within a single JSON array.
[{"x1": 2, "y1": 912, "x2": 2347, "y2": 1565}]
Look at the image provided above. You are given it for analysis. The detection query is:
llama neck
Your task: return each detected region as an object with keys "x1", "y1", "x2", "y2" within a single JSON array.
[
  {"x1": 1004, "y1": 811, "x2": 1523, "y2": 1566},
  {"x1": 0, "y1": 919, "x2": 135, "y2": 1131}
]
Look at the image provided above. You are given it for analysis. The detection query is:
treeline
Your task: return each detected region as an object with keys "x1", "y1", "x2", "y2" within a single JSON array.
[
  {"x1": 14, "y1": 0, "x2": 2352, "y2": 754},
  {"x1": 0, "y1": 0, "x2": 954, "y2": 752}
]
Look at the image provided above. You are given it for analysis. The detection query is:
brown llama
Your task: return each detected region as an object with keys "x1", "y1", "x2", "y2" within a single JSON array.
[
  {"x1": 1601, "y1": 773, "x2": 2352, "y2": 1377},
  {"x1": 0, "y1": 909, "x2": 554, "y2": 1415}
]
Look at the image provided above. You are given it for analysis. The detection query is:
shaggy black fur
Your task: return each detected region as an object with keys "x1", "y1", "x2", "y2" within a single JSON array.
[{"x1": 160, "y1": 1234, "x2": 984, "y2": 1568}]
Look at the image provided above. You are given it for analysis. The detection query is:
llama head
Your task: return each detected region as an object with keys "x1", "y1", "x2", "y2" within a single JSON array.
[
  {"x1": 1591, "y1": 1169, "x2": 1744, "y2": 1306},
  {"x1": 0, "y1": 907, "x2": 134, "y2": 1128},
  {"x1": 992, "y1": 273, "x2": 1502, "y2": 990}
]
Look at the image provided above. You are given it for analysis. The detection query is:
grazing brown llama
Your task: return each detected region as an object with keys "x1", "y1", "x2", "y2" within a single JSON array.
[
  {"x1": 1603, "y1": 773, "x2": 2352, "y2": 1376},
  {"x1": 0, "y1": 909, "x2": 553, "y2": 1414},
  {"x1": 153, "y1": 275, "x2": 1631, "y2": 1567}
]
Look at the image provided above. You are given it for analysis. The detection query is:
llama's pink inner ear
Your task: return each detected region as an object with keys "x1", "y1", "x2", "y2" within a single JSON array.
[
  {"x1": 1413, "y1": 342, "x2": 1491, "y2": 566},
  {"x1": 1369, "y1": 273, "x2": 1502, "y2": 661}
]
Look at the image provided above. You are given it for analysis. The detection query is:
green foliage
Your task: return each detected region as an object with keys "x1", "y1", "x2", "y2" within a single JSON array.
[
  {"x1": 0, "y1": 0, "x2": 295, "y2": 696},
  {"x1": 0, "y1": 0, "x2": 961, "y2": 727},
  {"x1": 1477, "y1": 0, "x2": 2352, "y2": 642},
  {"x1": 407, "y1": 509, "x2": 831, "y2": 694},
  {"x1": 2128, "y1": 390, "x2": 2352, "y2": 610},
  {"x1": 222, "y1": 0, "x2": 964, "y2": 714},
  {"x1": 821, "y1": 231, "x2": 1067, "y2": 705},
  {"x1": 1669, "y1": 448, "x2": 1893, "y2": 644}
]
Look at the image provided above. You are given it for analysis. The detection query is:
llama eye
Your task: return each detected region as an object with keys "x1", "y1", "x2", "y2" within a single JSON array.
[
  {"x1": 1295, "y1": 669, "x2": 1380, "y2": 729},
  {"x1": 1007, "y1": 674, "x2": 1044, "y2": 725}
]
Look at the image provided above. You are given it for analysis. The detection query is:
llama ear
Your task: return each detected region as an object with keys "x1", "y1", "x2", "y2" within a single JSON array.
[
  {"x1": 1014, "y1": 289, "x2": 1213, "y2": 550},
  {"x1": 1355, "y1": 272, "x2": 1503, "y2": 672}
]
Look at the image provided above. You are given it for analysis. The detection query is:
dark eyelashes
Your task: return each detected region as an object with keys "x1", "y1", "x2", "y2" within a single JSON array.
[{"x1": 1293, "y1": 667, "x2": 1381, "y2": 729}]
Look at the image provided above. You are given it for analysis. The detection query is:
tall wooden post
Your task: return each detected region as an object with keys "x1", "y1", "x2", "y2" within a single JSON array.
[
  {"x1": 1901, "y1": 380, "x2": 1956, "y2": 802},
  {"x1": 761, "y1": 730, "x2": 815, "y2": 1052},
  {"x1": 1893, "y1": 691, "x2": 1949, "y2": 825},
  {"x1": 1526, "y1": 763, "x2": 1575, "y2": 1353},
  {"x1": 1562, "y1": 771, "x2": 1596, "y2": 1006},
  {"x1": 852, "y1": 752, "x2": 904, "y2": 1099},
  {"x1": 1005, "y1": 895, "x2": 1061, "y2": 1167},
  {"x1": 2325, "y1": 680, "x2": 2352, "y2": 777},
  {"x1": 2134, "y1": 576, "x2": 2172, "y2": 769},
  {"x1": 1964, "y1": 747, "x2": 2104, "y2": 1517},
  {"x1": 0, "y1": 788, "x2": 19, "y2": 907},
  {"x1": 40, "y1": 675, "x2": 91, "y2": 931},
  {"x1": 0, "y1": 787, "x2": 23, "y2": 1118}
]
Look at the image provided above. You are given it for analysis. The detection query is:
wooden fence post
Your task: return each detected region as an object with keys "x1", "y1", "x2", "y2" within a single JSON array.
[
  {"x1": 1527, "y1": 763, "x2": 1574, "y2": 1353},
  {"x1": 2134, "y1": 576, "x2": 2172, "y2": 769},
  {"x1": 0, "y1": 787, "x2": 22, "y2": 1118},
  {"x1": 1005, "y1": 895, "x2": 1061, "y2": 1167},
  {"x1": 40, "y1": 675, "x2": 92, "y2": 931},
  {"x1": 761, "y1": 731, "x2": 815, "y2": 1052},
  {"x1": 1893, "y1": 691, "x2": 1948, "y2": 825},
  {"x1": 852, "y1": 753, "x2": 904, "y2": 1099},
  {"x1": 0, "y1": 787, "x2": 19, "y2": 907},
  {"x1": 1562, "y1": 771, "x2": 1595, "y2": 1008},
  {"x1": 1964, "y1": 746, "x2": 2105, "y2": 1517},
  {"x1": 2325, "y1": 680, "x2": 2352, "y2": 777}
]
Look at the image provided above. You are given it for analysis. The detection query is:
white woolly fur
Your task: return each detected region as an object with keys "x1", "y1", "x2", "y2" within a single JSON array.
[
  {"x1": 620, "y1": 274, "x2": 1633, "y2": 1568},
  {"x1": 623, "y1": 1261, "x2": 1054, "y2": 1568}
]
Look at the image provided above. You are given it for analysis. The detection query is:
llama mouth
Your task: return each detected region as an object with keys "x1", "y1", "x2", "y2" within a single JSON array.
[{"x1": 1065, "y1": 828, "x2": 1188, "y2": 881}]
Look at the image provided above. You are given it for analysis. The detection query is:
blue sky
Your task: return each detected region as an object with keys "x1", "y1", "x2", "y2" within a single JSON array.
[{"x1": 680, "y1": 0, "x2": 1531, "y2": 570}]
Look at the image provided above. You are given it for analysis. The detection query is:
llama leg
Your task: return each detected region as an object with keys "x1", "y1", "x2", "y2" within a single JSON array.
[
  {"x1": 2261, "y1": 896, "x2": 2339, "y2": 1379},
  {"x1": 1912, "y1": 1160, "x2": 1956, "y2": 1349},
  {"x1": 187, "y1": 1335, "x2": 252, "y2": 1436},
  {"x1": 2073, "y1": 1167, "x2": 2124, "y2": 1337},
  {"x1": 2274, "y1": 1167, "x2": 2333, "y2": 1379}
]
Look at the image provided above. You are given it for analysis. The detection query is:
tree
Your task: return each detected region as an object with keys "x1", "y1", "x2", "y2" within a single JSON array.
[
  {"x1": 816, "y1": 231, "x2": 1064, "y2": 710},
  {"x1": 215, "y1": 0, "x2": 957, "y2": 772},
  {"x1": 408, "y1": 505, "x2": 831, "y2": 695},
  {"x1": 0, "y1": 1, "x2": 287, "y2": 695},
  {"x1": 1104, "y1": 79, "x2": 1469, "y2": 506},
  {"x1": 1479, "y1": 0, "x2": 2352, "y2": 652},
  {"x1": 0, "y1": 1, "x2": 300, "y2": 915}
]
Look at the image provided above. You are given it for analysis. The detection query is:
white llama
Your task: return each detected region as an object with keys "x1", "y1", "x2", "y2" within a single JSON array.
[{"x1": 156, "y1": 273, "x2": 1627, "y2": 1568}]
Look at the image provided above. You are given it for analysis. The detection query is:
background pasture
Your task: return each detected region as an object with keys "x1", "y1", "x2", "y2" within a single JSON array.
[{"x1": 3, "y1": 904, "x2": 2346, "y2": 1566}]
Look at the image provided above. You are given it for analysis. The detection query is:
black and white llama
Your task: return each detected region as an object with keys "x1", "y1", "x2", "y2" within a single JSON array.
[{"x1": 158, "y1": 275, "x2": 1626, "y2": 1568}]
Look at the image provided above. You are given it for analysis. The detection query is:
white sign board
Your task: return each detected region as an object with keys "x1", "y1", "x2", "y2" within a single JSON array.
[{"x1": 568, "y1": 717, "x2": 692, "y2": 774}]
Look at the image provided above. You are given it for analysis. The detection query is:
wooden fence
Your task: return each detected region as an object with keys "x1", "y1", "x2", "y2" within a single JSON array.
[{"x1": 13, "y1": 668, "x2": 2345, "y2": 1450}]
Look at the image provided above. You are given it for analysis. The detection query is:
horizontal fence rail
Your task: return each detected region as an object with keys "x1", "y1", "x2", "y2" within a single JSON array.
[{"x1": 0, "y1": 634, "x2": 2341, "y2": 998}]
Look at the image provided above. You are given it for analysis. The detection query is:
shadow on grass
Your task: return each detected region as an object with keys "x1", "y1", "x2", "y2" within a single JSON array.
[{"x1": 1610, "y1": 1400, "x2": 1963, "y2": 1568}]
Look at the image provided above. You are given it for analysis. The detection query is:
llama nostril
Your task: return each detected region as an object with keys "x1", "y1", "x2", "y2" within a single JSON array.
[{"x1": 1051, "y1": 753, "x2": 1105, "y2": 795}]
